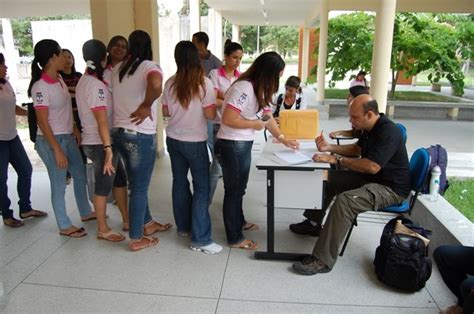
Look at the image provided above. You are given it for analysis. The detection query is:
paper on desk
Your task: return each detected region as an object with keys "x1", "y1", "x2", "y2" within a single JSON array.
[
  {"x1": 273, "y1": 150, "x2": 313, "y2": 165},
  {"x1": 298, "y1": 142, "x2": 316, "y2": 150}
]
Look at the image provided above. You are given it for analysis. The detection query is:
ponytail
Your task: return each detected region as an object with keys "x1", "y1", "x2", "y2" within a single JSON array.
[
  {"x1": 82, "y1": 39, "x2": 107, "y2": 82},
  {"x1": 28, "y1": 58, "x2": 43, "y2": 97},
  {"x1": 119, "y1": 30, "x2": 152, "y2": 82},
  {"x1": 27, "y1": 39, "x2": 62, "y2": 98}
]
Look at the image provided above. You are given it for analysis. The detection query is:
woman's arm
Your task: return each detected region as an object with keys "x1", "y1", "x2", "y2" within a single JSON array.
[
  {"x1": 221, "y1": 107, "x2": 264, "y2": 130},
  {"x1": 92, "y1": 110, "x2": 115, "y2": 176},
  {"x1": 130, "y1": 71, "x2": 163, "y2": 125},
  {"x1": 15, "y1": 105, "x2": 27, "y2": 116}
]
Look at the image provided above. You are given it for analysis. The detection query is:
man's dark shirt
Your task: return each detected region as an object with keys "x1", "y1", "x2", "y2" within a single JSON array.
[{"x1": 357, "y1": 114, "x2": 410, "y2": 197}]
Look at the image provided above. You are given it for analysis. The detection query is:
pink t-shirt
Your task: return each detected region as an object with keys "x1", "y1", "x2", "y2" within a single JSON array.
[
  {"x1": 111, "y1": 60, "x2": 163, "y2": 134},
  {"x1": 162, "y1": 76, "x2": 216, "y2": 142},
  {"x1": 209, "y1": 66, "x2": 240, "y2": 123},
  {"x1": 32, "y1": 73, "x2": 73, "y2": 135},
  {"x1": 76, "y1": 73, "x2": 113, "y2": 145},
  {"x1": 217, "y1": 80, "x2": 271, "y2": 141}
]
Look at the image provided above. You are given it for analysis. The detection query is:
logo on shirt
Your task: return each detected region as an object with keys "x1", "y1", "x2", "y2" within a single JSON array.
[
  {"x1": 237, "y1": 93, "x2": 248, "y2": 106},
  {"x1": 35, "y1": 92, "x2": 43, "y2": 103},
  {"x1": 98, "y1": 88, "x2": 105, "y2": 101}
]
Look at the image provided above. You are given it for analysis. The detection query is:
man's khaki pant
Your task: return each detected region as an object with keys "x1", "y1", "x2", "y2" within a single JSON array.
[{"x1": 312, "y1": 183, "x2": 405, "y2": 269}]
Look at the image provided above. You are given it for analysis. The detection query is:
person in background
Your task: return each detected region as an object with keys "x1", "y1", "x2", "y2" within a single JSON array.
[
  {"x1": 76, "y1": 39, "x2": 126, "y2": 242},
  {"x1": 60, "y1": 49, "x2": 85, "y2": 184},
  {"x1": 111, "y1": 30, "x2": 171, "y2": 252},
  {"x1": 0, "y1": 53, "x2": 47, "y2": 228},
  {"x1": 434, "y1": 245, "x2": 474, "y2": 314},
  {"x1": 192, "y1": 31, "x2": 222, "y2": 75},
  {"x1": 104, "y1": 35, "x2": 128, "y2": 86},
  {"x1": 215, "y1": 51, "x2": 299, "y2": 250},
  {"x1": 29, "y1": 40, "x2": 95, "y2": 238},
  {"x1": 162, "y1": 41, "x2": 222, "y2": 254},
  {"x1": 349, "y1": 70, "x2": 369, "y2": 89},
  {"x1": 272, "y1": 75, "x2": 306, "y2": 121}
]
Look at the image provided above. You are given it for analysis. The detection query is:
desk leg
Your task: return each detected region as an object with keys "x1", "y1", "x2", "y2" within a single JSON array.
[{"x1": 254, "y1": 169, "x2": 310, "y2": 261}]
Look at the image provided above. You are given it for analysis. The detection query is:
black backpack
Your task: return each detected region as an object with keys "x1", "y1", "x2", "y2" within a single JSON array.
[
  {"x1": 422, "y1": 145, "x2": 448, "y2": 195},
  {"x1": 373, "y1": 217, "x2": 432, "y2": 292},
  {"x1": 23, "y1": 102, "x2": 38, "y2": 143}
]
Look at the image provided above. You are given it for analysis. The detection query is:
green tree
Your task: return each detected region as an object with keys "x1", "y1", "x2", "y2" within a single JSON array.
[{"x1": 261, "y1": 26, "x2": 298, "y2": 58}]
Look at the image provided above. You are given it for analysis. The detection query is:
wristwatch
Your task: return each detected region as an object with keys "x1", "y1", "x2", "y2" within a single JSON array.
[{"x1": 336, "y1": 155, "x2": 343, "y2": 167}]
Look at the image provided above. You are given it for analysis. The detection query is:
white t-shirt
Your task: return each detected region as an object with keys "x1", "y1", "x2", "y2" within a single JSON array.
[
  {"x1": 111, "y1": 60, "x2": 163, "y2": 134},
  {"x1": 0, "y1": 81, "x2": 18, "y2": 140},
  {"x1": 76, "y1": 73, "x2": 113, "y2": 145},
  {"x1": 350, "y1": 78, "x2": 369, "y2": 88},
  {"x1": 217, "y1": 80, "x2": 272, "y2": 141},
  {"x1": 163, "y1": 76, "x2": 216, "y2": 142},
  {"x1": 32, "y1": 73, "x2": 73, "y2": 135}
]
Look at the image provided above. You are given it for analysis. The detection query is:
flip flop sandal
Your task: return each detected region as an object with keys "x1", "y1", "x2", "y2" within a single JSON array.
[
  {"x1": 3, "y1": 217, "x2": 25, "y2": 228},
  {"x1": 129, "y1": 236, "x2": 159, "y2": 252},
  {"x1": 97, "y1": 230, "x2": 125, "y2": 242},
  {"x1": 20, "y1": 209, "x2": 48, "y2": 219},
  {"x1": 81, "y1": 213, "x2": 97, "y2": 222},
  {"x1": 242, "y1": 222, "x2": 260, "y2": 231},
  {"x1": 229, "y1": 239, "x2": 259, "y2": 250},
  {"x1": 143, "y1": 220, "x2": 172, "y2": 236},
  {"x1": 59, "y1": 227, "x2": 87, "y2": 238}
]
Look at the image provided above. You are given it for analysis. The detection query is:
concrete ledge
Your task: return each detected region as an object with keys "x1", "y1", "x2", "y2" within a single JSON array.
[{"x1": 410, "y1": 194, "x2": 473, "y2": 253}]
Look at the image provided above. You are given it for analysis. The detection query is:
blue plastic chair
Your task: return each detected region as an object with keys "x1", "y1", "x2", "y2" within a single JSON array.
[{"x1": 339, "y1": 147, "x2": 431, "y2": 256}]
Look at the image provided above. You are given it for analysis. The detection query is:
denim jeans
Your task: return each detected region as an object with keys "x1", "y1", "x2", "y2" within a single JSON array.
[
  {"x1": 0, "y1": 135, "x2": 33, "y2": 218},
  {"x1": 214, "y1": 139, "x2": 253, "y2": 245},
  {"x1": 167, "y1": 137, "x2": 212, "y2": 246},
  {"x1": 207, "y1": 122, "x2": 221, "y2": 204},
  {"x1": 434, "y1": 245, "x2": 474, "y2": 311},
  {"x1": 35, "y1": 134, "x2": 92, "y2": 229},
  {"x1": 112, "y1": 129, "x2": 156, "y2": 239}
]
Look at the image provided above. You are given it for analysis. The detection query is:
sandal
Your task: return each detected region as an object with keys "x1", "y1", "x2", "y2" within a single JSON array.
[
  {"x1": 59, "y1": 227, "x2": 87, "y2": 238},
  {"x1": 97, "y1": 230, "x2": 125, "y2": 242},
  {"x1": 129, "y1": 236, "x2": 159, "y2": 252},
  {"x1": 229, "y1": 239, "x2": 259, "y2": 250},
  {"x1": 3, "y1": 217, "x2": 25, "y2": 228},
  {"x1": 20, "y1": 209, "x2": 48, "y2": 219},
  {"x1": 81, "y1": 212, "x2": 98, "y2": 222},
  {"x1": 242, "y1": 222, "x2": 260, "y2": 231},
  {"x1": 143, "y1": 220, "x2": 172, "y2": 236}
]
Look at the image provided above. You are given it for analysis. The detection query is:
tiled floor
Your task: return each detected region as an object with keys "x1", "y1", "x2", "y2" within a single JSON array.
[{"x1": 2, "y1": 118, "x2": 470, "y2": 313}]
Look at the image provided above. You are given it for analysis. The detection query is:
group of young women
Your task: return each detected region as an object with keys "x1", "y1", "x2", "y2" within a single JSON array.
[{"x1": 1, "y1": 30, "x2": 299, "y2": 253}]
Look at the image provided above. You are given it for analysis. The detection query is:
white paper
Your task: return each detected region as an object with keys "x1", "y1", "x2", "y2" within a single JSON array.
[
  {"x1": 273, "y1": 150, "x2": 313, "y2": 165},
  {"x1": 298, "y1": 142, "x2": 316, "y2": 150}
]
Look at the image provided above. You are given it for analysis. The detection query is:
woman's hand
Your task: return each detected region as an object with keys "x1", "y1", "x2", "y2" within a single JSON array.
[
  {"x1": 130, "y1": 104, "x2": 153, "y2": 125},
  {"x1": 103, "y1": 147, "x2": 115, "y2": 176},
  {"x1": 53, "y1": 148, "x2": 68, "y2": 169},
  {"x1": 282, "y1": 138, "x2": 299, "y2": 150}
]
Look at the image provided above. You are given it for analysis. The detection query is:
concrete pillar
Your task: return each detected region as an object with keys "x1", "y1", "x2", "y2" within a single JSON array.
[
  {"x1": 370, "y1": 0, "x2": 397, "y2": 114},
  {"x1": 189, "y1": 0, "x2": 200, "y2": 36},
  {"x1": 214, "y1": 10, "x2": 223, "y2": 60},
  {"x1": 89, "y1": 0, "x2": 165, "y2": 156},
  {"x1": 1, "y1": 19, "x2": 19, "y2": 86},
  {"x1": 232, "y1": 25, "x2": 241, "y2": 43},
  {"x1": 315, "y1": 0, "x2": 329, "y2": 105},
  {"x1": 301, "y1": 27, "x2": 310, "y2": 83}
]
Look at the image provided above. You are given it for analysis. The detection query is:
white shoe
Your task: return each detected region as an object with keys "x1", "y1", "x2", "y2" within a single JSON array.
[{"x1": 190, "y1": 242, "x2": 223, "y2": 255}]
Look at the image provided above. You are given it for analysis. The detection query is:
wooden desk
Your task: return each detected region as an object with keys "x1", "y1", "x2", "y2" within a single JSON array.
[{"x1": 255, "y1": 140, "x2": 330, "y2": 261}]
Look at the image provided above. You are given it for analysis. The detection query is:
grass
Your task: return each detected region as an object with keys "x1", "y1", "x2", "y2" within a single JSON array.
[
  {"x1": 444, "y1": 179, "x2": 474, "y2": 222},
  {"x1": 324, "y1": 89, "x2": 461, "y2": 102}
]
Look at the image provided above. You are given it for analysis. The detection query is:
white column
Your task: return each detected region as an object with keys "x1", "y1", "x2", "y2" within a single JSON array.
[
  {"x1": 1, "y1": 19, "x2": 19, "y2": 86},
  {"x1": 208, "y1": 8, "x2": 216, "y2": 53},
  {"x1": 214, "y1": 10, "x2": 223, "y2": 60},
  {"x1": 189, "y1": 0, "x2": 200, "y2": 36},
  {"x1": 232, "y1": 24, "x2": 241, "y2": 43},
  {"x1": 301, "y1": 27, "x2": 310, "y2": 83},
  {"x1": 370, "y1": 0, "x2": 397, "y2": 113},
  {"x1": 315, "y1": 0, "x2": 329, "y2": 105}
]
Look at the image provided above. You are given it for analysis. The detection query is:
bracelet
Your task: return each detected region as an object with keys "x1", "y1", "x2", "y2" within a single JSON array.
[
  {"x1": 278, "y1": 134, "x2": 285, "y2": 140},
  {"x1": 103, "y1": 145, "x2": 112, "y2": 150}
]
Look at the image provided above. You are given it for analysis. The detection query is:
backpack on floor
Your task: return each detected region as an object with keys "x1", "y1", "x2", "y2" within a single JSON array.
[
  {"x1": 373, "y1": 217, "x2": 432, "y2": 292},
  {"x1": 422, "y1": 144, "x2": 448, "y2": 195}
]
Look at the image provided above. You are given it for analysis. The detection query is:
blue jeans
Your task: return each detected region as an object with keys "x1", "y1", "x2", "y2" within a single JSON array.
[
  {"x1": 35, "y1": 134, "x2": 92, "y2": 229},
  {"x1": 434, "y1": 245, "x2": 474, "y2": 311},
  {"x1": 214, "y1": 139, "x2": 253, "y2": 245},
  {"x1": 207, "y1": 122, "x2": 221, "y2": 204},
  {"x1": 167, "y1": 137, "x2": 212, "y2": 246},
  {"x1": 112, "y1": 129, "x2": 156, "y2": 240},
  {"x1": 0, "y1": 135, "x2": 33, "y2": 219}
]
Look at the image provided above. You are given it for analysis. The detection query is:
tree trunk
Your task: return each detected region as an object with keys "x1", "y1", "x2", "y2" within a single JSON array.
[{"x1": 390, "y1": 69, "x2": 398, "y2": 98}]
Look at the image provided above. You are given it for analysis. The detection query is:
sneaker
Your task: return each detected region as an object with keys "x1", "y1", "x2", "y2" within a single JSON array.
[
  {"x1": 292, "y1": 255, "x2": 331, "y2": 275},
  {"x1": 289, "y1": 219, "x2": 322, "y2": 236},
  {"x1": 177, "y1": 231, "x2": 189, "y2": 237},
  {"x1": 190, "y1": 242, "x2": 223, "y2": 255}
]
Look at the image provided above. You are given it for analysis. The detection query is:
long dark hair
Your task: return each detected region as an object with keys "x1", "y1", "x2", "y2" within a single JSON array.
[
  {"x1": 170, "y1": 41, "x2": 206, "y2": 108},
  {"x1": 107, "y1": 35, "x2": 128, "y2": 66},
  {"x1": 28, "y1": 39, "x2": 62, "y2": 97},
  {"x1": 237, "y1": 51, "x2": 285, "y2": 111},
  {"x1": 62, "y1": 48, "x2": 76, "y2": 73},
  {"x1": 0, "y1": 53, "x2": 6, "y2": 84},
  {"x1": 119, "y1": 30, "x2": 152, "y2": 82},
  {"x1": 82, "y1": 39, "x2": 107, "y2": 82}
]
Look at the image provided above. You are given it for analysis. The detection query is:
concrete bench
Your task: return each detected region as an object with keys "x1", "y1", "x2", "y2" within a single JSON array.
[{"x1": 325, "y1": 99, "x2": 474, "y2": 121}]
